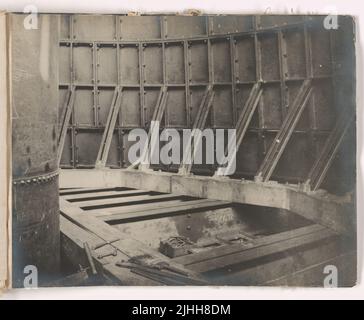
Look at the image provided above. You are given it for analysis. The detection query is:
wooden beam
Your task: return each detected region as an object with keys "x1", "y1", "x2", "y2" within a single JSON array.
[
  {"x1": 60, "y1": 198, "x2": 203, "y2": 282},
  {"x1": 210, "y1": 237, "x2": 349, "y2": 286},
  {"x1": 59, "y1": 169, "x2": 355, "y2": 235},
  {"x1": 60, "y1": 187, "x2": 124, "y2": 195},
  {"x1": 62, "y1": 189, "x2": 151, "y2": 201},
  {"x1": 60, "y1": 215, "x2": 159, "y2": 285},
  {"x1": 77, "y1": 193, "x2": 183, "y2": 210},
  {"x1": 98, "y1": 199, "x2": 231, "y2": 223},
  {"x1": 173, "y1": 224, "x2": 325, "y2": 265},
  {"x1": 88, "y1": 199, "x2": 185, "y2": 216},
  {"x1": 182, "y1": 225, "x2": 335, "y2": 273}
]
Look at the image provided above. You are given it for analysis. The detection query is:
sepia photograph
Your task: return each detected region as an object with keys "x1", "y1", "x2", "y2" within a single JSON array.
[{"x1": 0, "y1": 1, "x2": 362, "y2": 302}]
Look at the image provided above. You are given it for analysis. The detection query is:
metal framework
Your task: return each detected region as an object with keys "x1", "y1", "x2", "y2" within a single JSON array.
[{"x1": 57, "y1": 15, "x2": 347, "y2": 187}]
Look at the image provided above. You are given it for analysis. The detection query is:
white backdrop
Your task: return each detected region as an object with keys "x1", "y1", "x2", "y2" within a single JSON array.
[{"x1": 1, "y1": 0, "x2": 363, "y2": 300}]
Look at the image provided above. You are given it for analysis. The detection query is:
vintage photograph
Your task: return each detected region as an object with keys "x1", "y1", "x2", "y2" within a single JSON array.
[{"x1": 4, "y1": 13, "x2": 357, "y2": 288}]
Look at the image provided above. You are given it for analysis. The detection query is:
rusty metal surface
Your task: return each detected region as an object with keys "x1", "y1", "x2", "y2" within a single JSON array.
[
  {"x1": 57, "y1": 15, "x2": 355, "y2": 194},
  {"x1": 11, "y1": 14, "x2": 60, "y2": 287}
]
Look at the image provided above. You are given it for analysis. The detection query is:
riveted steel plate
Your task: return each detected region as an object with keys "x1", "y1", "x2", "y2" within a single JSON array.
[
  {"x1": 120, "y1": 88, "x2": 141, "y2": 127},
  {"x1": 165, "y1": 43, "x2": 185, "y2": 84},
  {"x1": 143, "y1": 45, "x2": 163, "y2": 84},
  {"x1": 189, "y1": 41, "x2": 209, "y2": 83},
  {"x1": 74, "y1": 89, "x2": 95, "y2": 126},
  {"x1": 236, "y1": 132, "x2": 261, "y2": 174},
  {"x1": 98, "y1": 88, "x2": 116, "y2": 126},
  {"x1": 73, "y1": 15, "x2": 116, "y2": 40},
  {"x1": 212, "y1": 86, "x2": 233, "y2": 127},
  {"x1": 261, "y1": 83, "x2": 282, "y2": 129},
  {"x1": 259, "y1": 34, "x2": 280, "y2": 81},
  {"x1": 73, "y1": 45, "x2": 93, "y2": 83},
  {"x1": 235, "y1": 36, "x2": 256, "y2": 82},
  {"x1": 165, "y1": 16, "x2": 206, "y2": 38},
  {"x1": 209, "y1": 16, "x2": 253, "y2": 35},
  {"x1": 283, "y1": 28, "x2": 307, "y2": 79},
  {"x1": 212, "y1": 39, "x2": 231, "y2": 83},
  {"x1": 97, "y1": 46, "x2": 118, "y2": 84},
  {"x1": 166, "y1": 88, "x2": 187, "y2": 127},
  {"x1": 120, "y1": 16, "x2": 161, "y2": 40},
  {"x1": 120, "y1": 45, "x2": 139, "y2": 84}
]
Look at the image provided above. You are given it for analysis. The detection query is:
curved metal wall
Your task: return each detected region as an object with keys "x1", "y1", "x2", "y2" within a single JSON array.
[
  {"x1": 12, "y1": 14, "x2": 60, "y2": 287},
  {"x1": 58, "y1": 15, "x2": 355, "y2": 193}
]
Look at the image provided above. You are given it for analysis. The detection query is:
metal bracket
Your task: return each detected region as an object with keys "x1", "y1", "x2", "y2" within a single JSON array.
[
  {"x1": 255, "y1": 79, "x2": 312, "y2": 182},
  {"x1": 215, "y1": 82, "x2": 263, "y2": 176},
  {"x1": 179, "y1": 84, "x2": 215, "y2": 175},
  {"x1": 129, "y1": 85, "x2": 169, "y2": 170},
  {"x1": 305, "y1": 111, "x2": 355, "y2": 191},
  {"x1": 58, "y1": 86, "x2": 76, "y2": 166},
  {"x1": 95, "y1": 86, "x2": 123, "y2": 168}
]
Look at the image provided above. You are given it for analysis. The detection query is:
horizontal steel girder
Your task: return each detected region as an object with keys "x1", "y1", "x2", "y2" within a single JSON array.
[{"x1": 59, "y1": 169, "x2": 355, "y2": 235}]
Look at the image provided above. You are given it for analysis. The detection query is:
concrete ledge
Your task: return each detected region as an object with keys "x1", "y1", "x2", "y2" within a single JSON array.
[{"x1": 60, "y1": 169, "x2": 355, "y2": 235}]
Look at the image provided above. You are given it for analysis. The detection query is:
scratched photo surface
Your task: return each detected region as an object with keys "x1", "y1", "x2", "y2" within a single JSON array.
[{"x1": 10, "y1": 13, "x2": 356, "y2": 288}]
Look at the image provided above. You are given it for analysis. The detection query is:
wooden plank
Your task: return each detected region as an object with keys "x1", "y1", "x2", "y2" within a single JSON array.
[
  {"x1": 187, "y1": 227, "x2": 335, "y2": 273},
  {"x1": 60, "y1": 198, "x2": 203, "y2": 281},
  {"x1": 88, "y1": 199, "x2": 185, "y2": 216},
  {"x1": 77, "y1": 193, "x2": 183, "y2": 209},
  {"x1": 60, "y1": 215, "x2": 159, "y2": 285},
  {"x1": 210, "y1": 236, "x2": 346, "y2": 286},
  {"x1": 173, "y1": 224, "x2": 325, "y2": 265},
  {"x1": 63, "y1": 189, "x2": 151, "y2": 201},
  {"x1": 60, "y1": 187, "x2": 123, "y2": 195},
  {"x1": 99, "y1": 199, "x2": 231, "y2": 223}
]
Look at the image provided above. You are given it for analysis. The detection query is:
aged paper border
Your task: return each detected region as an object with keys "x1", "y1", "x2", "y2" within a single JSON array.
[{"x1": 0, "y1": 11, "x2": 9, "y2": 290}]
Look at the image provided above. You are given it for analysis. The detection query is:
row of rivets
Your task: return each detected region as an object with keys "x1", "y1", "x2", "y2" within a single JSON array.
[{"x1": 13, "y1": 171, "x2": 59, "y2": 186}]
